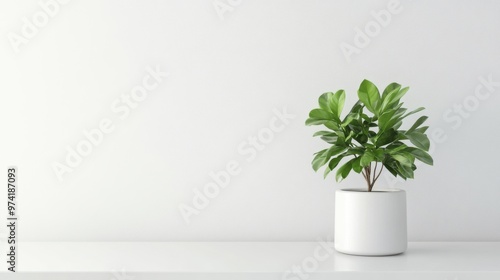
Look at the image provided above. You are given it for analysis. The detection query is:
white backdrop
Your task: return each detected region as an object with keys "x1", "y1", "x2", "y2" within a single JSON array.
[{"x1": 1, "y1": 0, "x2": 499, "y2": 242}]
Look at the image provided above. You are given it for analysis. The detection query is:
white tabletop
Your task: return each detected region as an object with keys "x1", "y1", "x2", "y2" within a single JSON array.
[{"x1": 2, "y1": 242, "x2": 499, "y2": 279}]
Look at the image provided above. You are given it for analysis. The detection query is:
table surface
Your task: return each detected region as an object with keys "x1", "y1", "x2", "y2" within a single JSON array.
[{"x1": 8, "y1": 242, "x2": 500, "y2": 273}]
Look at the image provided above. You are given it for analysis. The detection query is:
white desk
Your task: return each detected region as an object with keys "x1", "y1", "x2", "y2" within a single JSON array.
[{"x1": 2, "y1": 242, "x2": 499, "y2": 279}]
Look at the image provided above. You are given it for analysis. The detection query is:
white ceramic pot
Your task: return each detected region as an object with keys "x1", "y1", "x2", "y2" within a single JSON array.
[{"x1": 334, "y1": 188, "x2": 407, "y2": 256}]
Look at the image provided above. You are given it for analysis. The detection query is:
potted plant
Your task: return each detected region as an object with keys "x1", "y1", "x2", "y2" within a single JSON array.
[{"x1": 305, "y1": 79, "x2": 433, "y2": 256}]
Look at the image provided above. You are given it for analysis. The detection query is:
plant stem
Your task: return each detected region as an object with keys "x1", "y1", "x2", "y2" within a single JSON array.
[
  {"x1": 373, "y1": 163, "x2": 384, "y2": 186},
  {"x1": 365, "y1": 166, "x2": 372, "y2": 192},
  {"x1": 363, "y1": 161, "x2": 385, "y2": 192}
]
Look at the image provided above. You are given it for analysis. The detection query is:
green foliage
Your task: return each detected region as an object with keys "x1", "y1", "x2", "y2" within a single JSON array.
[{"x1": 305, "y1": 79, "x2": 433, "y2": 191}]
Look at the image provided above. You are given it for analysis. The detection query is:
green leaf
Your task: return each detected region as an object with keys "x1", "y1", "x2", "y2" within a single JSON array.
[
  {"x1": 341, "y1": 114, "x2": 356, "y2": 128},
  {"x1": 352, "y1": 157, "x2": 363, "y2": 173},
  {"x1": 323, "y1": 165, "x2": 332, "y2": 178},
  {"x1": 392, "y1": 87, "x2": 409, "y2": 103},
  {"x1": 311, "y1": 146, "x2": 347, "y2": 172},
  {"x1": 354, "y1": 133, "x2": 368, "y2": 144},
  {"x1": 382, "y1": 83, "x2": 401, "y2": 101},
  {"x1": 334, "y1": 131, "x2": 346, "y2": 146},
  {"x1": 407, "y1": 116, "x2": 428, "y2": 134},
  {"x1": 392, "y1": 153, "x2": 413, "y2": 167},
  {"x1": 405, "y1": 147, "x2": 433, "y2": 165},
  {"x1": 311, "y1": 149, "x2": 328, "y2": 172},
  {"x1": 374, "y1": 148, "x2": 385, "y2": 161},
  {"x1": 393, "y1": 120, "x2": 403, "y2": 130},
  {"x1": 329, "y1": 90, "x2": 346, "y2": 118},
  {"x1": 401, "y1": 107, "x2": 425, "y2": 119},
  {"x1": 387, "y1": 143, "x2": 408, "y2": 154},
  {"x1": 406, "y1": 131, "x2": 430, "y2": 151},
  {"x1": 305, "y1": 118, "x2": 326, "y2": 126},
  {"x1": 328, "y1": 156, "x2": 343, "y2": 170},
  {"x1": 376, "y1": 128, "x2": 398, "y2": 147},
  {"x1": 361, "y1": 113, "x2": 371, "y2": 121},
  {"x1": 378, "y1": 109, "x2": 396, "y2": 131},
  {"x1": 336, "y1": 159, "x2": 354, "y2": 182},
  {"x1": 358, "y1": 79, "x2": 380, "y2": 115},
  {"x1": 345, "y1": 130, "x2": 354, "y2": 142},
  {"x1": 318, "y1": 92, "x2": 333, "y2": 113},
  {"x1": 360, "y1": 150, "x2": 375, "y2": 167},
  {"x1": 414, "y1": 126, "x2": 429, "y2": 134},
  {"x1": 324, "y1": 121, "x2": 341, "y2": 132},
  {"x1": 379, "y1": 87, "x2": 400, "y2": 114},
  {"x1": 345, "y1": 147, "x2": 364, "y2": 156},
  {"x1": 378, "y1": 106, "x2": 407, "y2": 132},
  {"x1": 384, "y1": 162, "x2": 399, "y2": 177},
  {"x1": 320, "y1": 135, "x2": 338, "y2": 144},
  {"x1": 309, "y1": 109, "x2": 334, "y2": 120},
  {"x1": 379, "y1": 85, "x2": 408, "y2": 115},
  {"x1": 326, "y1": 146, "x2": 348, "y2": 159},
  {"x1": 397, "y1": 162, "x2": 414, "y2": 179},
  {"x1": 313, "y1": 131, "x2": 335, "y2": 137},
  {"x1": 381, "y1": 87, "x2": 409, "y2": 113},
  {"x1": 348, "y1": 101, "x2": 363, "y2": 114}
]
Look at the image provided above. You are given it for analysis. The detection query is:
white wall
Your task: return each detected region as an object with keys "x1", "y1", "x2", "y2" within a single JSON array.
[{"x1": 1, "y1": 0, "x2": 499, "y2": 242}]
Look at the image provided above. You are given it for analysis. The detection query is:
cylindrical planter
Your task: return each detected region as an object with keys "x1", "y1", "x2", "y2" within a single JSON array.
[{"x1": 334, "y1": 188, "x2": 407, "y2": 256}]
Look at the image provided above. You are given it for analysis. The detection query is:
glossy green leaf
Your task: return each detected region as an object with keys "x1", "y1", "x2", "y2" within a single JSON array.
[
  {"x1": 341, "y1": 114, "x2": 356, "y2": 128},
  {"x1": 305, "y1": 118, "x2": 326, "y2": 126},
  {"x1": 323, "y1": 165, "x2": 332, "y2": 178},
  {"x1": 406, "y1": 147, "x2": 433, "y2": 165},
  {"x1": 329, "y1": 90, "x2": 346, "y2": 118},
  {"x1": 378, "y1": 109, "x2": 396, "y2": 131},
  {"x1": 374, "y1": 148, "x2": 385, "y2": 161},
  {"x1": 376, "y1": 128, "x2": 398, "y2": 147},
  {"x1": 360, "y1": 150, "x2": 375, "y2": 167},
  {"x1": 406, "y1": 131, "x2": 430, "y2": 151},
  {"x1": 326, "y1": 146, "x2": 348, "y2": 159},
  {"x1": 324, "y1": 121, "x2": 341, "y2": 132},
  {"x1": 320, "y1": 135, "x2": 338, "y2": 144},
  {"x1": 414, "y1": 126, "x2": 429, "y2": 134},
  {"x1": 311, "y1": 149, "x2": 328, "y2": 171},
  {"x1": 381, "y1": 82, "x2": 401, "y2": 100},
  {"x1": 401, "y1": 107, "x2": 425, "y2": 119},
  {"x1": 397, "y1": 162, "x2": 414, "y2": 179},
  {"x1": 384, "y1": 87, "x2": 409, "y2": 111},
  {"x1": 309, "y1": 109, "x2": 334, "y2": 120},
  {"x1": 313, "y1": 131, "x2": 335, "y2": 137},
  {"x1": 384, "y1": 162, "x2": 398, "y2": 177},
  {"x1": 328, "y1": 156, "x2": 343, "y2": 170},
  {"x1": 352, "y1": 157, "x2": 363, "y2": 173},
  {"x1": 336, "y1": 159, "x2": 354, "y2": 182},
  {"x1": 392, "y1": 153, "x2": 413, "y2": 167},
  {"x1": 345, "y1": 147, "x2": 364, "y2": 156},
  {"x1": 407, "y1": 116, "x2": 428, "y2": 134},
  {"x1": 318, "y1": 92, "x2": 333, "y2": 113},
  {"x1": 358, "y1": 79, "x2": 380, "y2": 115},
  {"x1": 387, "y1": 143, "x2": 408, "y2": 154}
]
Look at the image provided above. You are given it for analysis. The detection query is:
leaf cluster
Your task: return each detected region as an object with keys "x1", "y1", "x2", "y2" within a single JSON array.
[{"x1": 305, "y1": 80, "x2": 433, "y2": 191}]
